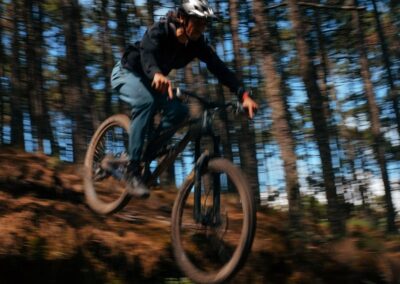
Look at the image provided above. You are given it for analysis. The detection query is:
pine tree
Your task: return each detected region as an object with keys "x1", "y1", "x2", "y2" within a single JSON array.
[
  {"x1": 252, "y1": 0, "x2": 302, "y2": 227},
  {"x1": 287, "y1": 0, "x2": 345, "y2": 236},
  {"x1": 352, "y1": 0, "x2": 396, "y2": 232}
]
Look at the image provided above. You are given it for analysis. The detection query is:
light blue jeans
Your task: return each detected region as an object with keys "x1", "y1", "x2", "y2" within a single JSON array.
[{"x1": 111, "y1": 61, "x2": 188, "y2": 161}]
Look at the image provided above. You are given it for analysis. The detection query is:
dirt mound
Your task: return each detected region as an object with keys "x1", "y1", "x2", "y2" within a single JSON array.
[{"x1": 0, "y1": 148, "x2": 399, "y2": 283}]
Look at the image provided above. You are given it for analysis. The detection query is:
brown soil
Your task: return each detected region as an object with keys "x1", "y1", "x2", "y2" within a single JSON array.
[{"x1": 0, "y1": 147, "x2": 399, "y2": 284}]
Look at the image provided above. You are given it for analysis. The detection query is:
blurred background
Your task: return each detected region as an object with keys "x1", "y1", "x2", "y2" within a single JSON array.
[{"x1": 0, "y1": 0, "x2": 400, "y2": 282}]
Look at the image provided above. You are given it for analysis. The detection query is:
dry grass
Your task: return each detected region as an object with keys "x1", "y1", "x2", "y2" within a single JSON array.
[{"x1": 0, "y1": 147, "x2": 399, "y2": 283}]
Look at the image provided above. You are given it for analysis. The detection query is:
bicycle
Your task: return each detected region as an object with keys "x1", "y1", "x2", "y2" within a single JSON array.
[{"x1": 83, "y1": 88, "x2": 256, "y2": 284}]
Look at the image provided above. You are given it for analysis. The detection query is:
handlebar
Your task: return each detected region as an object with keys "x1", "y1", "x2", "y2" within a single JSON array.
[{"x1": 174, "y1": 88, "x2": 244, "y2": 114}]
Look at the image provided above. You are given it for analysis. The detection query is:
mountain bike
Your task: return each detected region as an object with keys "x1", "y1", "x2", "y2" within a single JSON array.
[{"x1": 83, "y1": 88, "x2": 256, "y2": 284}]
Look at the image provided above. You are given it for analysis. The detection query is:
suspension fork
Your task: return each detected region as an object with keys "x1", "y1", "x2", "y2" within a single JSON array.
[
  {"x1": 193, "y1": 134, "x2": 222, "y2": 225},
  {"x1": 212, "y1": 135, "x2": 221, "y2": 224}
]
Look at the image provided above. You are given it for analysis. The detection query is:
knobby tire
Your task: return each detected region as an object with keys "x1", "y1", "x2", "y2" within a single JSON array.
[
  {"x1": 171, "y1": 158, "x2": 256, "y2": 284},
  {"x1": 83, "y1": 114, "x2": 132, "y2": 215}
]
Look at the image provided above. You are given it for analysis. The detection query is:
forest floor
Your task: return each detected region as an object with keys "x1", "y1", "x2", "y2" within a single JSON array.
[{"x1": 0, "y1": 147, "x2": 400, "y2": 284}]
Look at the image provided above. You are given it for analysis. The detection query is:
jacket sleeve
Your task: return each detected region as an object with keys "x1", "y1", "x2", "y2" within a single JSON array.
[
  {"x1": 197, "y1": 37, "x2": 242, "y2": 95},
  {"x1": 140, "y1": 21, "x2": 167, "y2": 81}
]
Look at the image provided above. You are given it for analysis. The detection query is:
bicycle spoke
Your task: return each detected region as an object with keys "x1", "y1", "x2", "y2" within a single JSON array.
[
  {"x1": 179, "y1": 172, "x2": 244, "y2": 272},
  {"x1": 172, "y1": 158, "x2": 255, "y2": 284},
  {"x1": 84, "y1": 116, "x2": 131, "y2": 213}
]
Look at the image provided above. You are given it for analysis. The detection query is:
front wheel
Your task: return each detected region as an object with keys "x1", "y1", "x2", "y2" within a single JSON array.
[
  {"x1": 83, "y1": 114, "x2": 132, "y2": 215},
  {"x1": 171, "y1": 158, "x2": 256, "y2": 284}
]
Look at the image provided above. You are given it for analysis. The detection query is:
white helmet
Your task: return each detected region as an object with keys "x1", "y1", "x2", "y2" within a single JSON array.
[{"x1": 180, "y1": 0, "x2": 216, "y2": 19}]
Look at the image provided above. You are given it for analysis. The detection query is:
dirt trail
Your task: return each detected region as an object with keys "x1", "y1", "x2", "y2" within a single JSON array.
[
  {"x1": 0, "y1": 148, "x2": 182, "y2": 283},
  {"x1": 0, "y1": 148, "x2": 399, "y2": 283}
]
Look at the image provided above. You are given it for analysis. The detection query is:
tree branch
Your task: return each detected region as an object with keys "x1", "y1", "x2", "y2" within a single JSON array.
[
  {"x1": 265, "y1": 3, "x2": 286, "y2": 10},
  {"x1": 298, "y1": 2, "x2": 366, "y2": 10},
  {"x1": 265, "y1": 1, "x2": 365, "y2": 11}
]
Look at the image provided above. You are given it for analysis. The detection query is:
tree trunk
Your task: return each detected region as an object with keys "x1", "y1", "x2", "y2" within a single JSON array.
[
  {"x1": 208, "y1": 2, "x2": 233, "y2": 162},
  {"x1": 312, "y1": 3, "x2": 347, "y2": 192},
  {"x1": 352, "y1": 0, "x2": 396, "y2": 232},
  {"x1": 114, "y1": 0, "x2": 128, "y2": 53},
  {"x1": 215, "y1": 83, "x2": 234, "y2": 162},
  {"x1": 228, "y1": 0, "x2": 260, "y2": 204},
  {"x1": 98, "y1": 0, "x2": 114, "y2": 119},
  {"x1": 10, "y1": 0, "x2": 25, "y2": 149},
  {"x1": 253, "y1": 0, "x2": 302, "y2": 227},
  {"x1": 35, "y1": 1, "x2": 57, "y2": 155},
  {"x1": 0, "y1": 0, "x2": 4, "y2": 144},
  {"x1": 23, "y1": 0, "x2": 42, "y2": 151},
  {"x1": 287, "y1": 0, "x2": 345, "y2": 236},
  {"x1": 370, "y1": 0, "x2": 400, "y2": 136},
  {"x1": 388, "y1": 1, "x2": 400, "y2": 84},
  {"x1": 23, "y1": 0, "x2": 54, "y2": 153},
  {"x1": 60, "y1": 0, "x2": 94, "y2": 163}
]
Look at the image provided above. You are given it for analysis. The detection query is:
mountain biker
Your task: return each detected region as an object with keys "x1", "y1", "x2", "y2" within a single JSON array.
[{"x1": 110, "y1": 0, "x2": 259, "y2": 198}]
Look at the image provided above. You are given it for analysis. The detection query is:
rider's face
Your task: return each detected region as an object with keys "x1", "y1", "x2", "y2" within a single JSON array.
[{"x1": 185, "y1": 16, "x2": 207, "y2": 41}]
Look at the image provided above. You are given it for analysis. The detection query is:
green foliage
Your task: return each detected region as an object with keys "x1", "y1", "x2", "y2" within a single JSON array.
[
  {"x1": 347, "y1": 217, "x2": 376, "y2": 234},
  {"x1": 301, "y1": 194, "x2": 327, "y2": 221}
]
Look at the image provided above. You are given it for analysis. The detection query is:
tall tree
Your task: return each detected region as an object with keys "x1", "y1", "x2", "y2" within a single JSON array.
[
  {"x1": 114, "y1": 0, "x2": 129, "y2": 53},
  {"x1": 10, "y1": 0, "x2": 25, "y2": 148},
  {"x1": 388, "y1": 0, "x2": 400, "y2": 83},
  {"x1": 60, "y1": 0, "x2": 94, "y2": 162},
  {"x1": 96, "y1": 0, "x2": 114, "y2": 119},
  {"x1": 252, "y1": 0, "x2": 302, "y2": 226},
  {"x1": 370, "y1": 0, "x2": 400, "y2": 136},
  {"x1": 23, "y1": 0, "x2": 41, "y2": 151},
  {"x1": 210, "y1": 0, "x2": 233, "y2": 162},
  {"x1": 352, "y1": 0, "x2": 396, "y2": 232},
  {"x1": 0, "y1": 0, "x2": 4, "y2": 144},
  {"x1": 287, "y1": 0, "x2": 345, "y2": 235},
  {"x1": 22, "y1": 0, "x2": 53, "y2": 152},
  {"x1": 228, "y1": 0, "x2": 260, "y2": 204},
  {"x1": 35, "y1": 1, "x2": 57, "y2": 154},
  {"x1": 311, "y1": 3, "x2": 347, "y2": 191}
]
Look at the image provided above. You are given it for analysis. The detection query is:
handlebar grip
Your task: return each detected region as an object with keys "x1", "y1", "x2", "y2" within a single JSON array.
[
  {"x1": 175, "y1": 87, "x2": 183, "y2": 99},
  {"x1": 234, "y1": 102, "x2": 258, "y2": 119}
]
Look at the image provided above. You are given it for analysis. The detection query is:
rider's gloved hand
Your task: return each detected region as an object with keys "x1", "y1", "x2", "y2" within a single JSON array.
[
  {"x1": 240, "y1": 90, "x2": 259, "y2": 119},
  {"x1": 152, "y1": 72, "x2": 174, "y2": 100}
]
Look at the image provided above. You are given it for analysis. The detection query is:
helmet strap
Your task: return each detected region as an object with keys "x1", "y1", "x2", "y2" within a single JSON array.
[{"x1": 176, "y1": 15, "x2": 189, "y2": 45}]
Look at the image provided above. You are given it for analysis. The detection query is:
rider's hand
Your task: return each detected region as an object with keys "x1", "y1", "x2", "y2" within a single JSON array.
[
  {"x1": 241, "y1": 91, "x2": 258, "y2": 119},
  {"x1": 152, "y1": 72, "x2": 173, "y2": 100}
]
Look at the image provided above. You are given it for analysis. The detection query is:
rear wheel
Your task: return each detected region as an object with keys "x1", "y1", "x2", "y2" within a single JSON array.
[
  {"x1": 83, "y1": 114, "x2": 132, "y2": 214},
  {"x1": 171, "y1": 158, "x2": 256, "y2": 284}
]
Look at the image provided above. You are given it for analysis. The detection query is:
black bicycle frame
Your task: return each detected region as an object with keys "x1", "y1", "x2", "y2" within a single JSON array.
[{"x1": 143, "y1": 101, "x2": 223, "y2": 225}]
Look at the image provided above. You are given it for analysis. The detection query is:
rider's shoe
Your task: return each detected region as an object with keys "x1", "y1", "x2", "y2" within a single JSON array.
[{"x1": 126, "y1": 161, "x2": 150, "y2": 199}]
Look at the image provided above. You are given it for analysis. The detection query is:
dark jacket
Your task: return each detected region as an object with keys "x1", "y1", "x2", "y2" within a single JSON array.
[{"x1": 122, "y1": 16, "x2": 242, "y2": 95}]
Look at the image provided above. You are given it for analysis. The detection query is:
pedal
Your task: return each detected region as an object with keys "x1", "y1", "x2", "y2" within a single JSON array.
[
  {"x1": 93, "y1": 167, "x2": 110, "y2": 181},
  {"x1": 99, "y1": 154, "x2": 127, "y2": 181}
]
